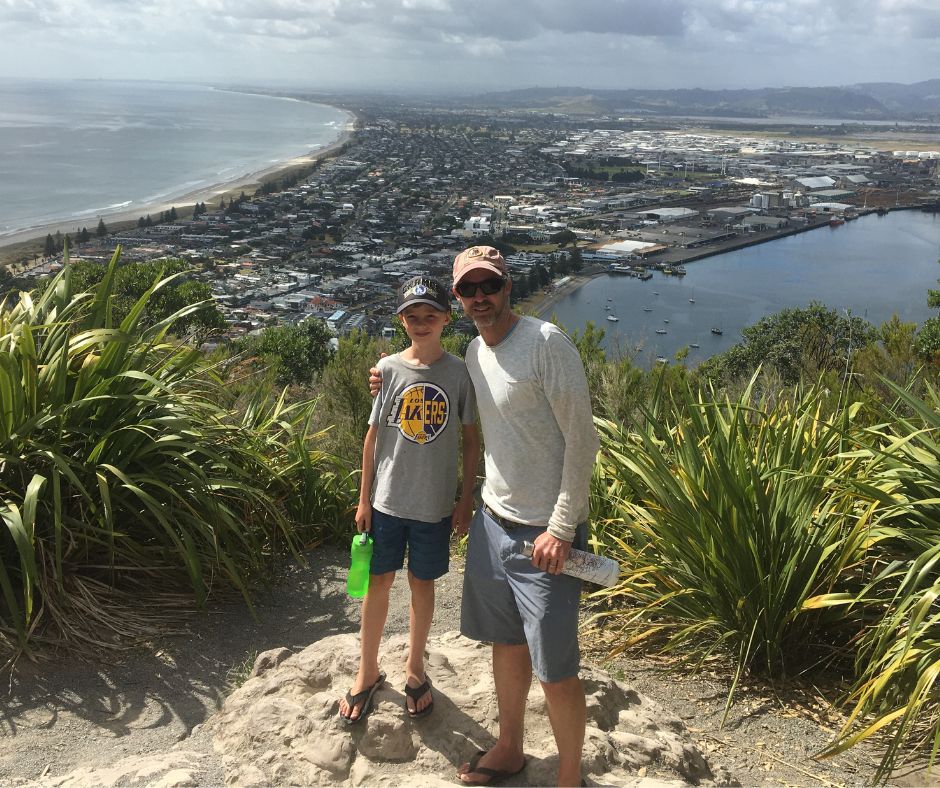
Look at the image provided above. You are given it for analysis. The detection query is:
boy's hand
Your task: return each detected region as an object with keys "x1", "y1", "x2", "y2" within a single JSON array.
[
  {"x1": 368, "y1": 352, "x2": 387, "y2": 397},
  {"x1": 452, "y1": 497, "x2": 473, "y2": 536},
  {"x1": 355, "y1": 502, "x2": 372, "y2": 534}
]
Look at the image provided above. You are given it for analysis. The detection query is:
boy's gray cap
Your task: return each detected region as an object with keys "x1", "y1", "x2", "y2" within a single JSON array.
[{"x1": 396, "y1": 276, "x2": 450, "y2": 314}]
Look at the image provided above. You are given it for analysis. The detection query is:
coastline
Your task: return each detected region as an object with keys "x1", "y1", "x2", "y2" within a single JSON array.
[{"x1": 0, "y1": 104, "x2": 357, "y2": 262}]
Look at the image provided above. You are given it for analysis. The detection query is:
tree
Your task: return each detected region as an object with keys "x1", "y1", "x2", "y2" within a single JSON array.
[
  {"x1": 316, "y1": 330, "x2": 383, "y2": 464},
  {"x1": 79, "y1": 227, "x2": 90, "y2": 244},
  {"x1": 44, "y1": 234, "x2": 55, "y2": 256},
  {"x1": 534, "y1": 264, "x2": 550, "y2": 288},
  {"x1": 550, "y1": 229, "x2": 577, "y2": 247},
  {"x1": 916, "y1": 258, "x2": 940, "y2": 359},
  {"x1": 169, "y1": 206, "x2": 178, "y2": 221},
  {"x1": 238, "y1": 318, "x2": 335, "y2": 387},
  {"x1": 569, "y1": 246, "x2": 583, "y2": 272},
  {"x1": 96, "y1": 218, "x2": 107, "y2": 238},
  {"x1": 701, "y1": 302, "x2": 878, "y2": 385},
  {"x1": 58, "y1": 259, "x2": 226, "y2": 338}
]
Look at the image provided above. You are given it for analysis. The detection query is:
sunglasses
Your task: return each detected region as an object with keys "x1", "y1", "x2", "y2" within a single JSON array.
[{"x1": 455, "y1": 277, "x2": 506, "y2": 298}]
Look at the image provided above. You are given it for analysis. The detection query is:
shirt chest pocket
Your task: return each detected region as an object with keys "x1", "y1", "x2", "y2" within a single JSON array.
[{"x1": 497, "y1": 376, "x2": 541, "y2": 415}]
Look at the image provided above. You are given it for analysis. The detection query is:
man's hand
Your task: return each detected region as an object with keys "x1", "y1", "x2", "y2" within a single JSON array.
[
  {"x1": 531, "y1": 531, "x2": 572, "y2": 575},
  {"x1": 368, "y1": 352, "x2": 387, "y2": 397}
]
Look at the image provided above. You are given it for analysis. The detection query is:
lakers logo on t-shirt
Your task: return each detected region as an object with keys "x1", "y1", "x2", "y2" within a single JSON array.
[{"x1": 386, "y1": 382, "x2": 450, "y2": 445}]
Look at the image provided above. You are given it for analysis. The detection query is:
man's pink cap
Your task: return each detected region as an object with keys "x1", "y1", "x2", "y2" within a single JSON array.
[{"x1": 452, "y1": 245, "x2": 508, "y2": 286}]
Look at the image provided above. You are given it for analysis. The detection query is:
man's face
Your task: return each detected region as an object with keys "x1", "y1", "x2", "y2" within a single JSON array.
[{"x1": 453, "y1": 271, "x2": 510, "y2": 329}]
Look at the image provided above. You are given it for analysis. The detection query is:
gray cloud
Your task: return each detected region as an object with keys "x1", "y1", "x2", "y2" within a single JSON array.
[{"x1": 0, "y1": 0, "x2": 936, "y2": 89}]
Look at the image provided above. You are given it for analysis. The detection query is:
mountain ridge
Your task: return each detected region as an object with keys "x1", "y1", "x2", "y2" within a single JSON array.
[{"x1": 474, "y1": 80, "x2": 940, "y2": 120}]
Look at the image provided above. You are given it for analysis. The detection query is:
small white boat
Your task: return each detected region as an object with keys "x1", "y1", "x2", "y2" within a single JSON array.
[
  {"x1": 690, "y1": 343, "x2": 700, "y2": 349},
  {"x1": 655, "y1": 328, "x2": 667, "y2": 334},
  {"x1": 663, "y1": 319, "x2": 670, "y2": 323},
  {"x1": 656, "y1": 356, "x2": 668, "y2": 364},
  {"x1": 607, "y1": 315, "x2": 619, "y2": 322},
  {"x1": 605, "y1": 305, "x2": 611, "y2": 311},
  {"x1": 643, "y1": 307, "x2": 652, "y2": 312},
  {"x1": 689, "y1": 298, "x2": 695, "y2": 303}
]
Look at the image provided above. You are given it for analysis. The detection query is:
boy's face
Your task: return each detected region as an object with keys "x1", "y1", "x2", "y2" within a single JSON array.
[{"x1": 398, "y1": 303, "x2": 450, "y2": 343}]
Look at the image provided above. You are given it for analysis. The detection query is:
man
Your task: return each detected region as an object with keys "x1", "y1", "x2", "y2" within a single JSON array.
[{"x1": 371, "y1": 246, "x2": 598, "y2": 787}]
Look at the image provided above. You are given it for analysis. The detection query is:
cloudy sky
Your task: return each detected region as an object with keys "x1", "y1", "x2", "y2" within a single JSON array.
[{"x1": 1, "y1": 0, "x2": 937, "y2": 92}]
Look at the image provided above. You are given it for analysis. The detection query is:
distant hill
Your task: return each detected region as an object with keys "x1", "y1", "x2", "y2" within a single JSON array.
[{"x1": 475, "y1": 81, "x2": 940, "y2": 121}]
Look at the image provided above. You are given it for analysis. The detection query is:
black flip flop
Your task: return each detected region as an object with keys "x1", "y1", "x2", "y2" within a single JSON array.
[
  {"x1": 404, "y1": 674, "x2": 433, "y2": 719},
  {"x1": 339, "y1": 671, "x2": 386, "y2": 725},
  {"x1": 458, "y1": 749, "x2": 526, "y2": 785}
]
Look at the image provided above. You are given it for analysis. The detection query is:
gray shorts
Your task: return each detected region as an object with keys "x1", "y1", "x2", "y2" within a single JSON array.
[{"x1": 459, "y1": 506, "x2": 587, "y2": 683}]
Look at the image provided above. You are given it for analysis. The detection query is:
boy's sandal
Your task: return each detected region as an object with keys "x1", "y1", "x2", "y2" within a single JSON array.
[
  {"x1": 339, "y1": 671, "x2": 386, "y2": 725},
  {"x1": 404, "y1": 674, "x2": 433, "y2": 719}
]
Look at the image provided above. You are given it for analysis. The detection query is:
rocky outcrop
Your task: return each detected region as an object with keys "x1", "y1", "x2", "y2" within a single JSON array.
[
  {"x1": 207, "y1": 631, "x2": 724, "y2": 787},
  {"x1": 27, "y1": 631, "x2": 729, "y2": 787}
]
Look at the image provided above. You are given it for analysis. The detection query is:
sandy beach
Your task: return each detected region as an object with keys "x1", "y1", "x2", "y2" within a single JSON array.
[
  {"x1": 0, "y1": 107, "x2": 356, "y2": 264},
  {"x1": 526, "y1": 266, "x2": 606, "y2": 319}
]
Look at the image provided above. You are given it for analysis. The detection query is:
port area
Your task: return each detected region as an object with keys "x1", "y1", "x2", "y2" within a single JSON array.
[
  {"x1": 530, "y1": 206, "x2": 909, "y2": 319},
  {"x1": 597, "y1": 205, "x2": 904, "y2": 273}
]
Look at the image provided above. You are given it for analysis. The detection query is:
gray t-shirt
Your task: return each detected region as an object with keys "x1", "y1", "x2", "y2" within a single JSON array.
[{"x1": 368, "y1": 352, "x2": 476, "y2": 523}]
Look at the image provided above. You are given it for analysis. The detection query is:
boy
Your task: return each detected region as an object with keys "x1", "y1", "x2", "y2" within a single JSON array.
[{"x1": 339, "y1": 275, "x2": 479, "y2": 725}]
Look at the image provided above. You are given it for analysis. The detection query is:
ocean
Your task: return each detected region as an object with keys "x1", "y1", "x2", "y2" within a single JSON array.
[
  {"x1": 547, "y1": 209, "x2": 940, "y2": 365},
  {"x1": 0, "y1": 79, "x2": 350, "y2": 240}
]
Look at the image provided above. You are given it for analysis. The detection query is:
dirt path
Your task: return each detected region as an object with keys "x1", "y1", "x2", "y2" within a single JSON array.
[{"x1": 0, "y1": 546, "x2": 930, "y2": 786}]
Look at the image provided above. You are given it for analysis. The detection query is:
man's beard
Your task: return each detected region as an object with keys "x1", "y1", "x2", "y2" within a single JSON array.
[{"x1": 470, "y1": 299, "x2": 505, "y2": 329}]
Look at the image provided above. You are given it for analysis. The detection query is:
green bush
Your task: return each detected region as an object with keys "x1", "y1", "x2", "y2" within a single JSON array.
[
  {"x1": 0, "y1": 248, "x2": 347, "y2": 655},
  {"x1": 590, "y1": 380, "x2": 873, "y2": 686},
  {"x1": 813, "y1": 378, "x2": 940, "y2": 779}
]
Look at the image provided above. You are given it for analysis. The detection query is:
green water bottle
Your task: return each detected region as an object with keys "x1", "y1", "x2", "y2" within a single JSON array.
[{"x1": 347, "y1": 533, "x2": 373, "y2": 598}]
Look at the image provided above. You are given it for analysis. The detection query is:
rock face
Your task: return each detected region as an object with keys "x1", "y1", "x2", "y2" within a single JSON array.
[
  {"x1": 207, "y1": 631, "x2": 721, "y2": 787},
  {"x1": 33, "y1": 751, "x2": 208, "y2": 788}
]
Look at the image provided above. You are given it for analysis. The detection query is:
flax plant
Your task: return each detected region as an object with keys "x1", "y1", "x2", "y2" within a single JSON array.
[
  {"x1": 0, "y1": 248, "x2": 332, "y2": 654},
  {"x1": 813, "y1": 378, "x2": 940, "y2": 780},
  {"x1": 235, "y1": 385, "x2": 357, "y2": 548},
  {"x1": 590, "y1": 379, "x2": 874, "y2": 690}
]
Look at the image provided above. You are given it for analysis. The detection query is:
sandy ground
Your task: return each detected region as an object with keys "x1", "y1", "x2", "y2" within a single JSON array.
[{"x1": 2, "y1": 545, "x2": 931, "y2": 787}]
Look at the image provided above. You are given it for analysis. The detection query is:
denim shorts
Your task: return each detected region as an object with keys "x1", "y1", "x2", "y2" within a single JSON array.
[
  {"x1": 369, "y1": 507, "x2": 451, "y2": 581},
  {"x1": 459, "y1": 506, "x2": 587, "y2": 683}
]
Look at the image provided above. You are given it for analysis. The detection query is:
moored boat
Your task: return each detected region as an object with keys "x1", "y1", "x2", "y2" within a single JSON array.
[
  {"x1": 607, "y1": 315, "x2": 619, "y2": 322},
  {"x1": 711, "y1": 327, "x2": 723, "y2": 335}
]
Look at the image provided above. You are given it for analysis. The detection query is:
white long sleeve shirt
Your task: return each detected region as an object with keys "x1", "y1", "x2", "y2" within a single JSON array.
[{"x1": 466, "y1": 316, "x2": 599, "y2": 541}]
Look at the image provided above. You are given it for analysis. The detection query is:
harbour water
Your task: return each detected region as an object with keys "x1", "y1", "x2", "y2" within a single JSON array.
[
  {"x1": 0, "y1": 79, "x2": 350, "y2": 240},
  {"x1": 547, "y1": 210, "x2": 940, "y2": 365}
]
